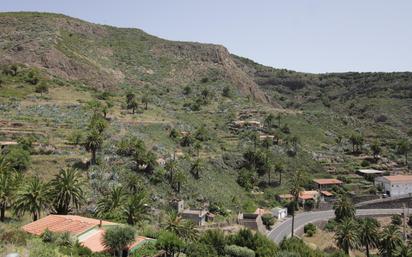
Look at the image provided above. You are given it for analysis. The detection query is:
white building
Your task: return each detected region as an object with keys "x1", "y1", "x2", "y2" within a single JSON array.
[
  {"x1": 375, "y1": 175, "x2": 412, "y2": 197},
  {"x1": 271, "y1": 207, "x2": 288, "y2": 219}
]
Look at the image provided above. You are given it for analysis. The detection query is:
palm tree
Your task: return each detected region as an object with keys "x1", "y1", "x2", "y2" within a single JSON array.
[
  {"x1": 0, "y1": 170, "x2": 18, "y2": 222},
  {"x1": 358, "y1": 217, "x2": 380, "y2": 257},
  {"x1": 163, "y1": 211, "x2": 198, "y2": 241},
  {"x1": 165, "y1": 159, "x2": 177, "y2": 184},
  {"x1": 289, "y1": 170, "x2": 306, "y2": 237},
  {"x1": 14, "y1": 177, "x2": 50, "y2": 221},
  {"x1": 50, "y1": 168, "x2": 85, "y2": 215},
  {"x1": 122, "y1": 192, "x2": 149, "y2": 226},
  {"x1": 394, "y1": 243, "x2": 412, "y2": 257},
  {"x1": 190, "y1": 158, "x2": 203, "y2": 179},
  {"x1": 264, "y1": 113, "x2": 275, "y2": 129},
  {"x1": 370, "y1": 140, "x2": 382, "y2": 161},
  {"x1": 397, "y1": 140, "x2": 410, "y2": 166},
  {"x1": 96, "y1": 186, "x2": 126, "y2": 217},
  {"x1": 84, "y1": 129, "x2": 103, "y2": 165},
  {"x1": 379, "y1": 225, "x2": 403, "y2": 257},
  {"x1": 173, "y1": 170, "x2": 186, "y2": 193},
  {"x1": 274, "y1": 162, "x2": 284, "y2": 185},
  {"x1": 333, "y1": 194, "x2": 356, "y2": 222},
  {"x1": 334, "y1": 218, "x2": 360, "y2": 255}
]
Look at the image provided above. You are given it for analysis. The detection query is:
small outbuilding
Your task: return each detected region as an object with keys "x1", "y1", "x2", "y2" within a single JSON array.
[
  {"x1": 313, "y1": 178, "x2": 343, "y2": 190},
  {"x1": 271, "y1": 207, "x2": 288, "y2": 219}
]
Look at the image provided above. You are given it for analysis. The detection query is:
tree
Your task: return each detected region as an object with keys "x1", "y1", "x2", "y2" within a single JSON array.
[
  {"x1": 141, "y1": 94, "x2": 150, "y2": 110},
  {"x1": 397, "y1": 140, "x2": 410, "y2": 166},
  {"x1": 274, "y1": 162, "x2": 284, "y2": 185},
  {"x1": 333, "y1": 194, "x2": 355, "y2": 222},
  {"x1": 103, "y1": 226, "x2": 135, "y2": 257},
  {"x1": 122, "y1": 192, "x2": 149, "y2": 225},
  {"x1": 96, "y1": 186, "x2": 126, "y2": 217},
  {"x1": 264, "y1": 114, "x2": 275, "y2": 129},
  {"x1": 358, "y1": 217, "x2": 380, "y2": 257},
  {"x1": 129, "y1": 99, "x2": 138, "y2": 114},
  {"x1": 163, "y1": 211, "x2": 198, "y2": 241},
  {"x1": 394, "y1": 243, "x2": 412, "y2": 257},
  {"x1": 50, "y1": 168, "x2": 85, "y2": 215},
  {"x1": 289, "y1": 170, "x2": 306, "y2": 237},
  {"x1": 14, "y1": 177, "x2": 50, "y2": 221},
  {"x1": 349, "y1": 133, "x2": 364, "y2": 153},
  {"x1": 35, "y1": 81, "x2": 48, "y2": 96},
  {"x1": 156, "y1": 231, "x2": 185, "y2": 257},
  {"x1": 334, "y1": 218, "x2": 360, "y2": 255},
  {"x1": 200, "y1": 229, "x2": 227, "y2": 256},
  {"x1": 173, "y1": 170, "x2": 187, "y2": 193},
  {"x1": 190, "y1": 158, "x2": 203, "y2": 179},
  {"x1": 165, "y1": 158, "x2": 177, "y2": 184},
  {"x1": 379, "y1": 225, "x2": 402, "y2": 257},
  {"x1": 0, "y1": 169, "x2": 18, "y2": 222},
  {"x1": 370, "y1": 140, "x2": 382, "y2": 160},
  {"x1": 84, "y1": 129, "x2": 103, "y2": 165}
]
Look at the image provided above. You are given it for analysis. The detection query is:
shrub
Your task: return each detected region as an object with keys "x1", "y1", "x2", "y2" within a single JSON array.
[
  {"x1": 41, "y1": 229, "x2": 55, "y2": 243},
  {"x1": 103, "y1": 226, "x2": 136, "y2": 256},
  {"x1": 261, "y1": 214, "x2": 275, "y2": 229},
  {"x1": 281, "y1": 124, "x2": 290, "y2": 134},
  {"x1": 4, "y1": 145, "x2": 31, "y2": 171},
  {"x1": 225, "y1": 245, "x2": 256, "y2": 257},
  {"x1": 303, "y1": 223, "x2": 317, "y2": 237},
  {"x1": 360, "y1": 159, "x2": 370, "y2": 167},
  {"x1": 391, "y1": 214, "x2": 402, "y2": 226},
  {"x1": 67, "y1": 130, "x2": 85, "y2": 145},
  {"x1": 55, "y1": 231, "x2": 74, "y2": 247},
  {"x1": 222, "y1": 86, "x2": 231, "y2": 97},
  {"x1": 324, "y1": 219, "x2": 337, "y2": 232},
  {"x1": 183, "y1": 85, "x2": 192, "y2": 95}
]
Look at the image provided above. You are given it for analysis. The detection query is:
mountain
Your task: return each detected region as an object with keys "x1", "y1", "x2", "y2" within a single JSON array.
[
  {"x1": 0, "y1": 12, "x2": 269, "y2": 103},
  {"x1": 0, "y1": 12, "x2": 411, "y2": 210}
]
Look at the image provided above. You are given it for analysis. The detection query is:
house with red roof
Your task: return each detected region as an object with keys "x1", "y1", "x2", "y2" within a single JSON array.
[
  {"x1": 313, "y1": 178, "x2": 343, "y2": 190},
  {"x1": 22, "y1": 215, "x2": 153, "y2": 254}
]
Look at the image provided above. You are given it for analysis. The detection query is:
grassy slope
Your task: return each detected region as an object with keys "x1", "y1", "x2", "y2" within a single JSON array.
[{"x1": 0, "y1": 12, "x2": 411, "y2": 215}]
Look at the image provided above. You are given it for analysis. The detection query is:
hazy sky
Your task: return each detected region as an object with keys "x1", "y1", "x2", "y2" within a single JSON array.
[{"x1": 2, "y1": 1, "x2": 412, "y2": 73}]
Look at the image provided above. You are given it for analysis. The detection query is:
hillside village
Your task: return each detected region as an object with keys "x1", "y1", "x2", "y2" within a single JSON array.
[{"x1": 0, "y1": 11, "x2": 411, "y2": 257}]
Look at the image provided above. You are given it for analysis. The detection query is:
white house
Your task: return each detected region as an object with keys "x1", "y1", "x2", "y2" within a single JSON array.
[
  {"x1": 375, "y1": 175, "x2": 412, "y2": 197},
  {"x1": 271, "y1": 207, "x2": 288, "y2": 219}
]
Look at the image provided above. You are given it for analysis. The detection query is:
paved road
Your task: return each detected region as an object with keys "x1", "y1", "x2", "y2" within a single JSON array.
[{"x1": 267, "y1": 209, "x2": 405, "y2": 243}]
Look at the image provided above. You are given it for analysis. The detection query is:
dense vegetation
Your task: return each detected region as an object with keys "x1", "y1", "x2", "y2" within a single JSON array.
[{"x1": 0, "y1": 12, "x2": 411, "y2": 257}]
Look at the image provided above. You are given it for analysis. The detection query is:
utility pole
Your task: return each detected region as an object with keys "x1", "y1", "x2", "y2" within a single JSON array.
[{"x1": 403, "y1": 203, "x2": 407, "y2": 241}]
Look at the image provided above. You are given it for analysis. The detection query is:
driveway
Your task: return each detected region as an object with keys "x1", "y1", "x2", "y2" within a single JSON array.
[{"x1": 267, "y1": 208, "x2": 405, "y2": 243}]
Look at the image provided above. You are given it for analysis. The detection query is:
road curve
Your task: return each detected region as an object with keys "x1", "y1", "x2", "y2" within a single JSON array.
[{"x1": 267, "y1": 209, "x2": 404, "y2": 244}]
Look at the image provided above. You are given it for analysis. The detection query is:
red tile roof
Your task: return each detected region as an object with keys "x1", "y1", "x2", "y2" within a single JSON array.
[
  {"x1": 313, "y1": 178, "x2": 343, "y2": 185},
  {"x1": 81, "y1": 229, "x2": 150, "y2": 253},
  {"x1": 22, "y1": 215, "x2": 116, "y2": 236},
  {"x1": 321, "y1": 191, "x2": 333, "y2": 197},
  {"x1": 298, "y1": 191, "x2": 319, "y2": 200},
  {"x1": 382, "y1": 175, "x2": 412, "y2": 183}
]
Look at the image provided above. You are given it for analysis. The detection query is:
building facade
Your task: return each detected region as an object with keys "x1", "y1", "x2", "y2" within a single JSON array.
[{"x1": 375, "y1": 175, "x2": 412, "y2": 196}]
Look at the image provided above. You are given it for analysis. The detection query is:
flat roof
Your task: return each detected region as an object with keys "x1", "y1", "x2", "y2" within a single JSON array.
[
  {"x1": 358, "y1": 169, "x2": 384, "y2": 174},
  {"x1": 313, "y1": 178, "x2": 343, "y2": 185},
  {"x1": 381, "y1": 175, "x2": 412, "y2": 183}
]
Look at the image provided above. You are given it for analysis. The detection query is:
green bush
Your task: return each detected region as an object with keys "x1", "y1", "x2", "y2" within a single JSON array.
[
  {"x1": 324, "y1": 219, "x2": 337, "y2": 232},
  {"x1": 4, "y1": 145, "x2": 31, "y2": 171},
  {"x1": 261, "y1": 214, "x2": 275, "y2": 229},
  {"x1": 41, "y1": 229, "x2": 55, "y2": 243},
  {"x1": 391, "y1": 214, "x2": 402, "y2": 226},
  {"x1": 304, "y1": 223, "x2": 317, "y2": 237},
  {"x1": 225, "y1": 244, "x2": 256, "y2": 257}
]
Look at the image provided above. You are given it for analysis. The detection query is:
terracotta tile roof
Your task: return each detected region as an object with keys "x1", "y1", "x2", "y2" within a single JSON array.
[
  {"x1": 383, "y1": 175, "x2": 412, "y2": 183},
  {"x1": 254, "y1": 208, "x2": 271, "y2": 216},
  {"x1": 22, "y1": 215, "x2": 116, "y2": 236},
  {"x1": 298, "y1": 191, "x2": 319, "y2": 200},
  {"x1": 81, "y1": 230, "x2": 150, "y2": 253},
  {"x1": 313, "y1": 178, "x2": 343, "y2": 185},
  {"x1": 321, "y1": 190, "x2": 333, "y2": 197}
]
